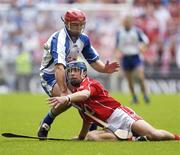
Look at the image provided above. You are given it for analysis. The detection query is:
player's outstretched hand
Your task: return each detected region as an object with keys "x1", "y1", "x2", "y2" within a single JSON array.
[
  {"x1": 47, "y1": 97, "x2": 67, "y2": 109},
  {"x1": 104, "y1": 61, "x2": 120, "y2": 73}
]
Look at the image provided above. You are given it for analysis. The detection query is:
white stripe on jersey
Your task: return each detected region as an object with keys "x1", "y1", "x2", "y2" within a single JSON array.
[{"x1": 56, "y1": 29, "x2": 67, "y2": 66}]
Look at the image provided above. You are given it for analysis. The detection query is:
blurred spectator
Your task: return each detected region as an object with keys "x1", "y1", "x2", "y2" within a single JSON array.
[
  {"x1": 0, "y1": 0, "x2": 180, "y2": 91},
  {"x1": 15, "y1": 43, "x2": 32, "y2": 91}
]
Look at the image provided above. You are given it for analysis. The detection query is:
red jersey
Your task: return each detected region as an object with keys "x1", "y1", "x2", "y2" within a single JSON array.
[{"x1": 71, "y1": 77, "x2": 121, "y2": 122}]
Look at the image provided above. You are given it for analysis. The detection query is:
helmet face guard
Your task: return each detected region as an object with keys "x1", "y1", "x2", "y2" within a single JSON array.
[
  {"x1": 65, "y1": 21, "x2": 86, "y2": 35},
  {"x1": 66, "y1": 61, "x2": 87, "y2": 73},
  {"x1": 63, "y1": 9, "x2": 86, "y2": 36}
]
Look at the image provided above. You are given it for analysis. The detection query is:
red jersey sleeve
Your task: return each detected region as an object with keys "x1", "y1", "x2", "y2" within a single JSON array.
[{"x1": 89, "y1": 84, "x2": 97, "y2": 96}]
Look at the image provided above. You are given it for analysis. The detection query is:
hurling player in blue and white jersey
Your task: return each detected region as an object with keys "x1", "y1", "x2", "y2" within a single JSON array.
[
  {"x1": 115, "y1": 15, "x2": 150, "y2": 104},
  {"x1": 38, "y1": 9, "x2": 119, "y2": 139}
]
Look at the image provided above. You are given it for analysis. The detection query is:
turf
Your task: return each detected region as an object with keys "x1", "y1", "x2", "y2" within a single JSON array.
[{"x1": 0, "y1": 93, "x2": 180, "y2": 155}]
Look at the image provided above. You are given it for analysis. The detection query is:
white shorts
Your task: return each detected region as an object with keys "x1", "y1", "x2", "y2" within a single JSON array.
[{"x1": 106, "y1": 106, "x2": 142, "y2": 132}]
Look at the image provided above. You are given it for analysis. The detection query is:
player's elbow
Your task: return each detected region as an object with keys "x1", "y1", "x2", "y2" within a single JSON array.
[
  {"x1": 55, "y1": 64, "x2": 65, "y2": 72},
  {"x1": 86, "y1": 132, "x2": 99, "y2": 141}
]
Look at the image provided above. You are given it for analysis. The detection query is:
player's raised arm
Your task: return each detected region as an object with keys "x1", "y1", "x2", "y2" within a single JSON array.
[{"x1": 90, "y1": 60, "x2": 119, "y2": 73}]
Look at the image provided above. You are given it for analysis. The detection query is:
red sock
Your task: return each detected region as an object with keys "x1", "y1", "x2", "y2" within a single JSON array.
[{"x1": 174, "y1": 134, "x2": 180, "y2": 140}]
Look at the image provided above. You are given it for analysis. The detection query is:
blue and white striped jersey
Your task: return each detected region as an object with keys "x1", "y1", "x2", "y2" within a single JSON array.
[
  {"x1": 40, "y1": 28, "x2": 99, "y2": 74},
  {"x1": 115, "y1": 27, "x2": 149, "y2": 55}
]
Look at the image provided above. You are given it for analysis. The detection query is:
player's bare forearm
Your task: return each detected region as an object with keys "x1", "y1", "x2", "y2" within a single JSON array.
[
  {"x1": 78, "y1": 120, "x2": 91, "y2": 140},
  {"x1": 90, "y1": 60, "x2": 119, "y2": 74},
  {"x1": 90, "y1": 60, "x2": 106, "y2": 73},
  {"x1": 68, "y1": 90, "x2": 90, "y2": 103},
  {"x1": 139, "y1": 43, "x2": 148, "y2": 53},
  {"x1": 55, "y1": 64, "x2": 68, "y2": 95},
  {"x1": 48, "y1": 90, "x2": 90, "y2": 108}
]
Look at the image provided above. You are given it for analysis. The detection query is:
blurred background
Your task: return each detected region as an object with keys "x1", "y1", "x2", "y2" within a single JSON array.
[{"x1": 0, "y1": 0, "x2": 179, "y2": 94}]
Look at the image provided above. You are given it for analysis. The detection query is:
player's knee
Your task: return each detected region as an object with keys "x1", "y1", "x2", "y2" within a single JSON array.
[
  {"x1": 147, "y1": 130, "x2": 161, "y2": 141},
  {"x1": 86, "y1": 132, "x2": 98, "y2": 141}
]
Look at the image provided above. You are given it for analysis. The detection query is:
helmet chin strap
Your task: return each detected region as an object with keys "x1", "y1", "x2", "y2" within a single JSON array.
[{"x1": 80, "y1": 70, "x2": 86, "y2": 79}]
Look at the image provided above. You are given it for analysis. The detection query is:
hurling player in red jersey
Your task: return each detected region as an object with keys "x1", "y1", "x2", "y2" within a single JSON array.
[{"x1": 48, "y1": 61, "x2": 180, "y2": 141}]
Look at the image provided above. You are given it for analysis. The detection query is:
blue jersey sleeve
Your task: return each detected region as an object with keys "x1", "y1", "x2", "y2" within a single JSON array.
[
  {"x1": 136, "y1": 28, "x2": 144, "y2": 42},
  {"x1": 50, "y1": 31, "x2": 67, "y2": 66},
  {"x1": 80, "y1": 34, "x2": 99, "y2": 64},
  {"x1": 50, "y1": 32, "x2": 60, "y2": 64}
]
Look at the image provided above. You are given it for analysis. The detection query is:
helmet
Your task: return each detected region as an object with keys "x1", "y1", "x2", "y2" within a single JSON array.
[
  {"x1": 63, "y1": 9, "x2": 86, "y2": 36},
  {"x1": 66, "y1": 61, "x2": 87, "y2": 73},
  {"x1": 66, "y1": 61, "x2": 87, "y2": 87},
  {"x1": 64, "y1": 9, "x2": 86, "y2": 23}
]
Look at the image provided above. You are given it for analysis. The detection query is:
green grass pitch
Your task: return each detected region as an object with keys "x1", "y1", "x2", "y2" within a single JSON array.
[{"x1": 0, "y1": 93, "x2": 180, "y2": 155}]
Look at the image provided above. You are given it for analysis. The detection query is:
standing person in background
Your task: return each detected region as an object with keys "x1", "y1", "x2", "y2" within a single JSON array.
[
  {"x1": 38, "y1": 8, "x2": 119, "y2": 139},
  {"x1": 115, "y1": 15, "x2": 150, "y2": 104},
  {"x1": 15, "y1": 43, "x2": 32, "y2": 92}
]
